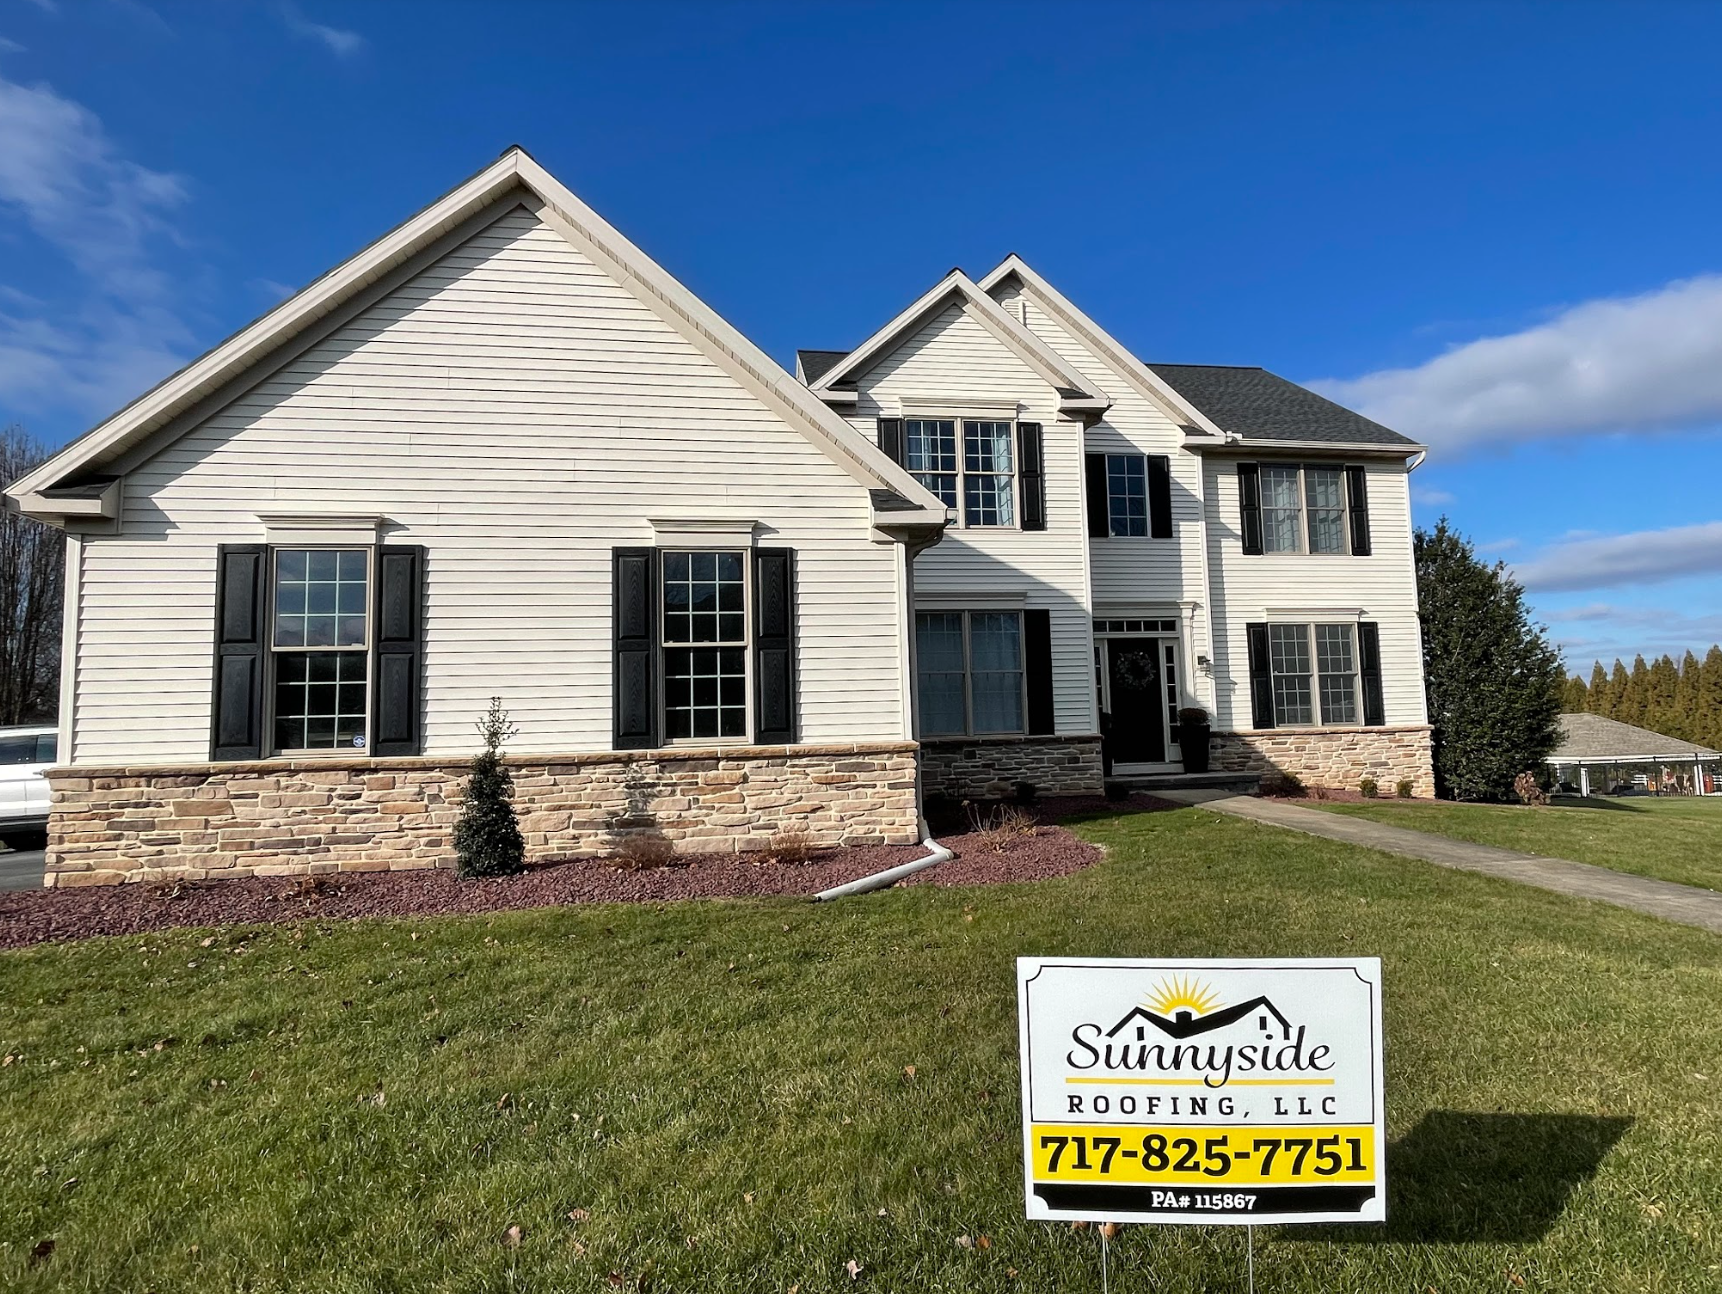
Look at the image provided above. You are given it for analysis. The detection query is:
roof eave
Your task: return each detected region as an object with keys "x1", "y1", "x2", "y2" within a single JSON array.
[{"x1": 1181, "y1": 434, "x2": 1428, "y2": 457}]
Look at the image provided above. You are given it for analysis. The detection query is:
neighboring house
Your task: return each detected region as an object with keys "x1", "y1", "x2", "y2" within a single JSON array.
[{"x1": 7, "y1": 149, "x2": 1432, "y2": 887}]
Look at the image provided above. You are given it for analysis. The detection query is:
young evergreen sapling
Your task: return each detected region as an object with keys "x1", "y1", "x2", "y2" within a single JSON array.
[{"x1": 454, "y1": 697, "x2": 525, "y2": 878}]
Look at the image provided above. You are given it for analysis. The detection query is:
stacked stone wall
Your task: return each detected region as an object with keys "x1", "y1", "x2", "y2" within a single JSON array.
[
  {"x1": 919, "y1": 735, "x2": 1104, "y2": 800},
  {"x1": 45, "y1": 742, "x2": 919, "y2": 886},
  {"x1": 1210, "y1": 726, "x2": 1435, "y2": 797}
]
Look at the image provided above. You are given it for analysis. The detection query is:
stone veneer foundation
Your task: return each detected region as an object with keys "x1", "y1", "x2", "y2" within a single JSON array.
[
  {"x1": 44, "y1": 742, "x2": 920, "y2": 887},
  {"x1": 1209, "y1": 725, "x2": 1435, "y2": 797},
  {"x1": 920, "y1": 734, "x2": 1105, "y2": 800}
]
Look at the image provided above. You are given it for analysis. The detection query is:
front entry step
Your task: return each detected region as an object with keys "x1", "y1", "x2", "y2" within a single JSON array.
[{"x1": 1106, "y1": 770, "x2": 1262, "y2": 796}]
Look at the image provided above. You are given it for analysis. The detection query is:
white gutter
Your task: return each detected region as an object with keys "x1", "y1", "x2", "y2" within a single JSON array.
[{"x1": 812, "y1": 836, "x2": 954, "y2": 902}]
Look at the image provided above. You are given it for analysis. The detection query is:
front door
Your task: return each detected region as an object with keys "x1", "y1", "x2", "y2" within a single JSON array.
[{"x1": 1104, "y1": 639, "x2": 1166, "y2": 765}]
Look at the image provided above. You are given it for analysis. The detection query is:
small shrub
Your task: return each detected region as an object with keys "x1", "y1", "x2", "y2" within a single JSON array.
[
  {"x1": 1312, "y1": 785, "x2": 1330, "y2": 801},
  {"x1": 1395, "y1": 779, "x2": 1415, "y2": 799},
  {"x1": 454, "y1": 698, "x2": 525, "y2": 879},
  {"x1": 1104, "y1": 781, "x2": 1131, "y2": 802},
  {"x1": 1012, "y1": 781, "x2": 1039, "y2": 806},
  {"x1": 613, "y1": 833, "x2": 676, "y2": 870},
  {"x1": 1177, "y1": 706, "x2": 1210, "y2": 728},
  {"x1": 761, "y1": 828, "x2": 815, "y2": 865},
  {"x1": 965, "y1": 801, "x2": 1037, "y2": 853},
  {"x1": 1360, "y1": 777, "x2": 1379, "y2": 799},
  {"x1": 1513, "y1": 770, "x2": 1550, "y2": 807},
  {"x1": 1276, "y1": 772, "x2": 1305, "y2": 797}
]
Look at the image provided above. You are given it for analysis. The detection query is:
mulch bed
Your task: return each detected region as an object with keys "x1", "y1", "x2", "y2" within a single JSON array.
[{"x1": 0, "y1": 796, "x2": 1162, "y2": 950}]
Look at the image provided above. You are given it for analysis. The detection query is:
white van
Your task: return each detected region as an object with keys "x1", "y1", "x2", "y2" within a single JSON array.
[{"x1": 0, "y1": 725, "x2": 57, "y2": 851}]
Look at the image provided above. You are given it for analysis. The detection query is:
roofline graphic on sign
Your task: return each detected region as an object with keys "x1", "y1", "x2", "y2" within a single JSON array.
[{"x1": 1105, "y1": 996, "x2": 1293, "y2": 1041}]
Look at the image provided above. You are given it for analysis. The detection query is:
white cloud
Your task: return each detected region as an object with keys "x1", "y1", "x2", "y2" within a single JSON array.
[
  {"x1": 1314, "y1": 275, "x2": 1722, "y2": 453},
  {"x1": 249, "y1": 277, "x2": 296, "y2": 302},
  {"x1": 0, "y1": 72, "x2": 193, "y2": 423},
  {"x1": 1476, "y1": 537, "x2": 1520, "y2": 554},
  {"x1": 0, "y1": 36, "x2": 24, "y2": 54},
  {"x1": 1543, "y1": 603, "x2": 1722, "y2": 667},
  {"x1": 279, "y1": 3, "x2": 363, "y2": 58},
  {"x1": 1410, "y1": 485, "x2": 1455, "y2": 506},
  {"x1": 1512, "y1": 521, "x2": 1722, "y2": 592}
]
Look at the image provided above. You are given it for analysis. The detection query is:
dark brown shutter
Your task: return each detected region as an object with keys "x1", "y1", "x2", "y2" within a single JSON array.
[
  {"x1": 1246, "y1": 621, "x2": 1275, "y2": 730},
  {"x1": 613, "y1": 547, "x2": 658, "y2": 750},
  {"x1": 1085, "y1": 453, "x2": 1109, "y2": 538},
  {"x1": 1148, "y1": 454, "x2": 1173, "y2": 539},
  {"x1": 1017, "y1": 423, "x2": 1045, "y2": 531},
  {"x1": 1024, "y1": 608, "x2": 1055, "y2": 735},
  {"x1": 1358, "y1": 621, "x2": 1385, "y2": 726},
  {"x1": 372, "y1": 545, "x2": 425, "y2": 756},
  {"x1": 1238, "y1": 463, "x2": 1263, "y2": 555},
  {"x1": 754, "y1": 548, "x2": 797, "y2": 745},
  {"x1": 877, "y1": 417, "x2": 905, "y2": 466},
  {"x1": 1345, "y1": 465, "x2": 1372, "y2": 556},
  {"x1": 210, "y1": 545, "x2": 267, "y2": 760}
]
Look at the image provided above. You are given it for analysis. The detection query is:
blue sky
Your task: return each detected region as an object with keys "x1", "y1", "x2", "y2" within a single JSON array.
[{"x1": 3, "y1": 0, "x2": 1720, "y2": 673}]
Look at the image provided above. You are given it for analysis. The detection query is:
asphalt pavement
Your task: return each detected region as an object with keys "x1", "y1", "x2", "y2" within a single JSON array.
[{"x1": 0, "y1": 848, "x2": 45, "y2": 891}]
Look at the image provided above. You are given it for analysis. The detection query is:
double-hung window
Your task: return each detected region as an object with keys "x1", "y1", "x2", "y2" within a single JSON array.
[
  {"x1": 661, "y1": 551, "x2": 748, "y2": 740},
  {"x1": 271, "y1": 548, "x2": 370, "y2": 752},
  {"x1": 1260, "y1": 464, "x2": 1350, "y2": 554},
  {"x1": 905, "y1": 418, "x2": 1016, "y2": 527},
  {"x1": 915, "y1": 610, "x2": 1025, "y2": 735},
  {"x1": 1105, "y1": 454, "x2": 1148, "y2": 536},
  {"x1": 1268, "y1": 622, "x2": 1359, "y2": 726}
]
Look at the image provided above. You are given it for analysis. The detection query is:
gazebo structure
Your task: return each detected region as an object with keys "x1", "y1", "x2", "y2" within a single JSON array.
[{"x1": 1546, "y1": 713, "x2": 1722, "y2": 797}]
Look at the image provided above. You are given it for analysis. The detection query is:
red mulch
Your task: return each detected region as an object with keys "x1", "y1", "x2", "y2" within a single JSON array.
[{"x1": 0, "y1": 796, "x2": 1167, "y2": 950}]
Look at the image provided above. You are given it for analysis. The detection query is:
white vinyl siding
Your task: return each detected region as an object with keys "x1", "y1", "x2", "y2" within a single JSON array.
[
  {"x1": 989, "y1": 279, "x2": 1214, "y2": 714},
  {"x1": 848, "y1": 300, "x2": 1095, "y2": 735},
  {"x1": 69, "y1": 208, "x2": 906, "y2": 764},
  {"x1": 1207, "y1": 459, "x2": 1425, "y2": 731}
]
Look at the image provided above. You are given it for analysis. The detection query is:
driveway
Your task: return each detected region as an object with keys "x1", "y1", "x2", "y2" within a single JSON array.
[{"x1": 0, "y1": 848, "x2": 45, "y2": 891}]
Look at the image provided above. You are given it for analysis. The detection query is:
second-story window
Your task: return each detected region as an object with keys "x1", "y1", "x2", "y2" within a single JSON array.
[
  {"x1": 905, "y1": 418, "x2": 1016, "y2": 527},
  {"x1": 1105, "y1": 454, "x2": 1148, "y2": 536},
  {"x1": 1258, "y1": 464, "x2": 1353, "y2": 554}
]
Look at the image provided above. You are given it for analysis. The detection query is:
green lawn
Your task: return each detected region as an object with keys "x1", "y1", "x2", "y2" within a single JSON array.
[
  {"x1": 2, "y1": 805, "x2": 1719, "y2": 1292},
  {"x1": 1313, "y1": 795, "x2": 1722, "y2": 892}
]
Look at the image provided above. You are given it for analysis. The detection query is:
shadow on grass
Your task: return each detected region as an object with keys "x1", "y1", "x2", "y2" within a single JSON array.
[
  {"x1": 1311, "y1": 1111, "x2": 1633, "y2": 1244},
  {"x1": 1547, "y1": 796, "x2": 1653, "y2": 814}
]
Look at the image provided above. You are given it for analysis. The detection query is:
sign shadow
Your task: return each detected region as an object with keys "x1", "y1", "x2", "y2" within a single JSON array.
[{"x1": 1307, "y1": 1110, "x2": 1632, "y2": 1244}]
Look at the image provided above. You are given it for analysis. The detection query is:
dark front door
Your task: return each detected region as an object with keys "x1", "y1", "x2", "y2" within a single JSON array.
[{"x1": 1105, "y1": 639, "x2": 1166, "y2": 765}]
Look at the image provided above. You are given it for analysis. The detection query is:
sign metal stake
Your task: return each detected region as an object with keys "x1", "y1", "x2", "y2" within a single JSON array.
[
  {"x1": 1246, "y1": 1224, "x2": 1255, "y2": 1294},
  {"x1": 1100, "y1": 1225, "x2": 1110, "y2": 1294}
]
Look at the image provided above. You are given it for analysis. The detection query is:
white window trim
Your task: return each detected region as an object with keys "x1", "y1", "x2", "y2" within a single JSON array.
[
  {"x1": 257, "y1": 514, "x2": 385, "y2": 547},
  {"x1": 1268, "y1": 621, "x2": 1361, "y2": 728},
  {"x1": 657, "y1": 548, "x2": 752, "y2": 747},
  {"x1": 904, "y1": 414, "x2": 1022, "y2": 531},
  {"x1": 267, "y1": 544, "x2": 374, "y2": 757},
  {"x1": 1257, "y1": 463, "x2": 1354, "y2": 556},
  {"x1": 915, "y1": 609, "x2": 1029, "y2": 738},
  {"x1": 647, "y1": 518, "x2": 760, "y2": 547}
]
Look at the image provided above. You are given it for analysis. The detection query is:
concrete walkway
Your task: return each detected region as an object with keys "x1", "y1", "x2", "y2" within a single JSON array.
[{"x1": 1155, "y1": 790, "x2": 1722, "y2": 936}]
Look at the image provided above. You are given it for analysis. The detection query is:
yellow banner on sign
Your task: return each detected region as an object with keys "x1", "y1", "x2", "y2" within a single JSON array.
[{"x1": 1029, "y1": 1123, "x2": 1376, "y2": 1186}]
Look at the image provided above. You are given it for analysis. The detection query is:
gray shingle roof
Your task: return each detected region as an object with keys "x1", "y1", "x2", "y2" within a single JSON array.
[
  {"x1": 1549, "y1": 713, "x2": 1720, "y2": 761},
  {"x1": 1145, "y1": 364, "x2": 1417, "y2": 447},
  {"x1": 796, "y1": 349, "x2": 849, "y2": 385}
]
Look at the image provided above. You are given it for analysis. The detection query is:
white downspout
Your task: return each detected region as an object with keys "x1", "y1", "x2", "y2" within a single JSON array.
[{"x1": 813, "y1": 835, "x2": 954, "y2": 901}]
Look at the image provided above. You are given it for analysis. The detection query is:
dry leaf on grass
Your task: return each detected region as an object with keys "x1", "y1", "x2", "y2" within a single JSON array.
[
  {"x1": 844, "y1": 1258, "x2": 863, "y2": 1280},
  {"x1": 955, "y1": 1235, "x2": 973, "y2": 1249},
  {"x1": 503, "y1": 1225, "x2": 522, "y2": 1248},
  {"x1": 567, "y1": 1208, "x2": 590, "y2": 1223},
  {"x1": 29, "y1": 1239, "x2": 54, "y2": 1265},
  {"x1": 1099, "y1": 1221, "x2": 1121, "y2": 1240}
]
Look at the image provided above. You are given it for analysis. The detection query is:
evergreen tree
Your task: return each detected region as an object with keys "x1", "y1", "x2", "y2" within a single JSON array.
[
  {"x1": 1621, "y1": 655, "x2": 1651, "y2": 727},
  {"x1": 1562, "y1": 674, "x2": 1589, "y2": 712},
  {"x1": 454, "y1": 697, "x2": 525, "y2": 879},
  {"x1": 1587, "y1": 661, "x2": 1610, "y2": 714},
  {"x1": 1414, "y1": 520, "x2": 1565, "y2": 801},
  {"x1": 1645, "y1": 654, "x2": 1681, "y2": 737},
  {"x1": 1609, "y1": 659, "x2": 1630, "y2": 723},
  {"x1": 1674, "y1": 651, "x2": 1703, "y2": 743},
  {"x1": 1700, "y1": 646, "x2": 1722, "y2": 749}
]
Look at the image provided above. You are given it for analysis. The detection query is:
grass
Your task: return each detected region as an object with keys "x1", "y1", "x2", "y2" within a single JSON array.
[
  {"x1": 1312, "y1": 794, "x2": 1722, "y2": 892},
  {"x1": 2, "y1": 804, "x2": 1719, "y2": 1292}
]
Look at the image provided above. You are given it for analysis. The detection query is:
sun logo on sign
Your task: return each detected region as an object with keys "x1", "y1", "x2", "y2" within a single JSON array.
[{"x1": 1144, "y1": 975, "x2": 1222, "y2": 1020}]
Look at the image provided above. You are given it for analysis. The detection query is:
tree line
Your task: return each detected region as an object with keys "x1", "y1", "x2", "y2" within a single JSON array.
[
  {"x1": 0, "y1": 425, "x2": 63, "y2": 725},
  {"x1": 1562, "y1": 648, "x2": 1722, "y2": 751}
]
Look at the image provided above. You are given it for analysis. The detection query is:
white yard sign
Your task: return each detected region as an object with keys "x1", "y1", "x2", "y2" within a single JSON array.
[{"x1": 1017, "y1": 957, "x2": 1385, "y2": 1226}]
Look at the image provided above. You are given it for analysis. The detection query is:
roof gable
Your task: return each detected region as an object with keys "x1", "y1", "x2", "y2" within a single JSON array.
[
  {"x1": 805, "y1": 269, "x2": 1110, "y2": 418},
  {"x1": 10, "y1": 148, "x2": 947, "y2": 530}
]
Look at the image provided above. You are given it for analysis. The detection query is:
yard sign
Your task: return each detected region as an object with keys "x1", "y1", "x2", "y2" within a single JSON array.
[{"x1": 1017, "y1": 957, "x2": 1385, "y2": 1226}]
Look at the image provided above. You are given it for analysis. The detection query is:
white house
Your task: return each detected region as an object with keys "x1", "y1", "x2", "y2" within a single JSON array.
[{"x1": 7, "y1": 149, "x2": 1432, "y2": 887}]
